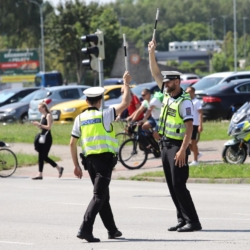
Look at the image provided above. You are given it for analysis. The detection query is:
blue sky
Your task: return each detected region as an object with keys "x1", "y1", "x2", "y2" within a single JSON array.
[{"x1": 48, "y1": 0, "x2": 115, "y2": 7}]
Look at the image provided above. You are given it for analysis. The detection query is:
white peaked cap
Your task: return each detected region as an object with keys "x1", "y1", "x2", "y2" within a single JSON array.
[
  {"x1": 161, "y1": 71, "x2": 182, "y2": 83},
  {"x1": 83, "y1": 87, "x2": 105, "y2": 97}
]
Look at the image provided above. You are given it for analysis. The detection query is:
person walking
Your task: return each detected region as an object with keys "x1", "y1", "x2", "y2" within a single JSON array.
[
  {"x1": 186, "y1": 86, "x2": 203, "y2": 166},
  {"x1": 148, "y1": 40, "x2": 202, "y2": 232},
  {"x1": 69, "y1": 71, "x2": 131, "y2": 242},
  {"x1": 31, "y1": 102, "x2": 64, "y2": 180}
]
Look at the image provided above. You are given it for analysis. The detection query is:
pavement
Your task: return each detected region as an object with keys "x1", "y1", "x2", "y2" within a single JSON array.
[{"x1": 10, "y1": 139, "x2": 250, "y2": 182}]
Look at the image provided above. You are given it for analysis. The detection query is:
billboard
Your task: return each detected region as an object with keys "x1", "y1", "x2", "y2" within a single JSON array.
[{"x1": 0, "y1": 49, "x2": 40, "y2": 83}]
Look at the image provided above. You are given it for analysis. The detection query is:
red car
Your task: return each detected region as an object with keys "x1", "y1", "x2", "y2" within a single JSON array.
[{"x1": 181, "y1": 79, "x2": 200, "y2": 90}]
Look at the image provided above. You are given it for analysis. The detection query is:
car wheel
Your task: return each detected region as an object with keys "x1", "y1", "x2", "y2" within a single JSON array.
[{"x1": 20, "y1": 113, "x2": 28, "y2": 124}]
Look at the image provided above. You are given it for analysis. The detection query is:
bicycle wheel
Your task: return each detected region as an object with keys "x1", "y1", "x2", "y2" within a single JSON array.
[
  {"x1": 115, "y1": 132, "x2": 131, "y2": 148},
  {"x1": 0, "y1": 148, "x2": 18, "y2": 178},
  {"x1": 119, "y1": 138, "x2": 148, "y2": 170}
]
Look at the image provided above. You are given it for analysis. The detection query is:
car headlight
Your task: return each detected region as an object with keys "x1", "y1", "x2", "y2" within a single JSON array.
[
  {"x1": 7, "y1": 109, "x2": 16, "y2": 115},
  {"x1": 63, "y1": 108, "x2": 76, "y2": 113}
]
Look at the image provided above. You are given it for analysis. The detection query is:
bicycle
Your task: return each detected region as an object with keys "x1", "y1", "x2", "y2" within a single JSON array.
[
  {"x1": 0, "y1": 141, "x2": 18, "y2": 178},
  {"x1": 118, "y1": 121, "x2": 161, "y2": 170}
]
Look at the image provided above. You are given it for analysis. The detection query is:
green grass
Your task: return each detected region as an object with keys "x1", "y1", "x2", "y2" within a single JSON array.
[
  {"x1": 0, "y1": 152, "x2": 60, "y2": 170},
  {"x1": 0, "y1": 120, "x2": 230, "y2": 145},
  {"x1": 130, "y1": 163, "x2": 250, "y2": 180}
]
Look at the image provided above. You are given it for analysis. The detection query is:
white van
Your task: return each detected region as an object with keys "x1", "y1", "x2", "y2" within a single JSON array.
[{"x1": 192, "y1": 71, "x2": 250, "y2": 93}]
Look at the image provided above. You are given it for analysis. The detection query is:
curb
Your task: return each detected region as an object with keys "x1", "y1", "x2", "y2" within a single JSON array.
[{"x1": 125, "y1": 177, "x2": 250, "y2": 184}]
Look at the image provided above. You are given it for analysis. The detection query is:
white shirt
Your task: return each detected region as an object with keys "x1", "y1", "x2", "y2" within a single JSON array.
[
  {"x1": 149, "y1": 97, "x2": 162, "y2": 120},
  {"x1": 71, "y1": 108, "x2": 115, "y2": 138},
  {"x1": 192, "y1": 97, "x2": 202, "y2": 126}
]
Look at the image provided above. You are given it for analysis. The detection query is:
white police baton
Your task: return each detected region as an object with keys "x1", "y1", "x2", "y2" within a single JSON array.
[
  {"x1": 152, "y1": 8, "x2": 160, "y2": 40},
  {"x1": 123, "y1": 34, "x2": 128, "y2": 71}
]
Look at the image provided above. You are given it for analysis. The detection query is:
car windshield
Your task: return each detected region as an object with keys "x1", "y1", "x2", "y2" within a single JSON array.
[
  {"x1": 19, "y1": 91, "x2": 38, "y2": 103},
  {"x1": 32, "y1": 89, "x2": 51, "y2": 100},
  {"x1": 79, "y1": 95, "x2": 86, "y2": 100},
  {"x1": 0, "y1": 91, "x2": 15, "y2": 103},
  {"x1": 192, "y1": 77, "x2": 223, "y2": 90}
]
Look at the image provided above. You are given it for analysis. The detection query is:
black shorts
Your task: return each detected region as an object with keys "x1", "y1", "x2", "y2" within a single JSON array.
[{"x1": 191, "y1": 125, "x2": 199, "y2": 140}]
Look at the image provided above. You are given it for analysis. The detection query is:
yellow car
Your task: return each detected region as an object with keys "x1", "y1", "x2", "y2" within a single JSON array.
[{"x1": 50, "y1": 85, "x2": 123, "y2": 123}]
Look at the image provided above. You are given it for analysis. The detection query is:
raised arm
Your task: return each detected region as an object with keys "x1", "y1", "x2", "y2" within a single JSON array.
[
  {"x1": 115, "y1": 71, "x2": 131, "y2": 116},
  {"x1": 148, "y1": 40, "x2": 163, "y2": 89}
]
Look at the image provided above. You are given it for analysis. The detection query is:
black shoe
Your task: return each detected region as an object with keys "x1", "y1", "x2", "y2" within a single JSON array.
[
  {"x1": 77, "y1": 231, "x2": 100, "y2": 242},
  {"x1": 168, "y1": 221, "x2": 186, "y2": 231},
  {"x1": 32, "y1": 176, "x2": 43, "y2": 180},
  {"x1": 177, "y1": 222, "x2": 202, "y2": 232},
  {"x1": 108, "y1": 230, "x2": 122, "y2": 239},
  {"x1": 59, "y1": 167, "x2": 64, "y2": 178}
]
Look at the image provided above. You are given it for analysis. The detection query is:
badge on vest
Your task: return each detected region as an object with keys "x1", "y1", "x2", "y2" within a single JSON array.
[
  {"x1": 167, "y1": 107, "x2": 176, "y2": 117},
  {"x1": 81, "y1": 118, "x2": 101, "y2": 126}
]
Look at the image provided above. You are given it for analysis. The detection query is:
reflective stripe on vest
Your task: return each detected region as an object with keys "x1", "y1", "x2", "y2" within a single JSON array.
[
  {"x1": 79, "y1": 110, "x2": 118, "y2": 156},
  {"x1": 158, "y1": 93, "x2": 191, "y2": 140}
]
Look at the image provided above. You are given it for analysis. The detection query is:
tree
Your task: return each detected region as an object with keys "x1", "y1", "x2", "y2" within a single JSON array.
[{"x1": 45, "y1": 0, "x2": 120, "y2": 84}]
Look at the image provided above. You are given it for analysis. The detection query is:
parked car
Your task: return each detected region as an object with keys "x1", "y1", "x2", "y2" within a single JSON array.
[
  {"x1": 103, "y1": 78, "x2": 137, "y2": 86},
  {"x1": 180, "y1": 79, "x2": 199, "y2": 90},
  {"x1": 0, "y1": 87, "x2": 39, "y2": 108},
  {"x1": 192, "y1": 71, "x2": 250, "y2": 94},
  {"x1": 50, "y1": 85, "x2": 124, "y2": 123},
  {"x1": 104, "y1": 81, "x2": 160, "y2": 108},
  {"x1": 28, "y1": 85, "x2": 89, "y2": 121},
  {"x1": 180, "y1": 74, "x2": 200, "y2": 81},
  {"x1": 0, "y1": 90, "x2": 40, "y2": 123},
  {"x1": 196, "y1": 79, "x2": 250, "y2": 120}
]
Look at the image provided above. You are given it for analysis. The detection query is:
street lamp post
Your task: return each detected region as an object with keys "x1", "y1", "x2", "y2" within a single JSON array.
[
  {"x1": 243, "y1": 17, "x2": 248, "y2": 62},
  {"x1": 233, "y1": 0, "x2": 237, "y2": 72},
  {"x1": 28, "y1": 0, "x2": 45, "y2": 72},
  {"x1": 211, "y1": 18, "x2": 216, "y2": 41},
  {"x1": 221, "y1": 15, "x2": 227, "y2": 40}
]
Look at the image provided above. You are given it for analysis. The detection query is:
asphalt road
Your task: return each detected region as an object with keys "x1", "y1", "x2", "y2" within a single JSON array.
[{"x1": 0, "y1": 178, "x2": 250, "y2": 250}]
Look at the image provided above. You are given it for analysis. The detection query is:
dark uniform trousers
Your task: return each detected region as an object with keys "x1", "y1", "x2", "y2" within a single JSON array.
[
  {"x1": 79, "y1": 152, "x2": 118, "y2": 234},
  {"x1": 161, "y1": 139, "x2": 200, "y2": 224}
]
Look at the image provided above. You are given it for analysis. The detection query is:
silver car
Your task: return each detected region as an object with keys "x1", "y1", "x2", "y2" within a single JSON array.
[
  {"x1": 28, "y1": 85, "x2": 90, "y2": 121},
  {"x1": 0, "y1": 90, "x2": 39, "y2": 123}
]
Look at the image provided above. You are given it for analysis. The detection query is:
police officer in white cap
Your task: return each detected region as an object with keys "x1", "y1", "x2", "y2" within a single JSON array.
[
  {"x1": 148, "y1": 40, "x2": 202, "y2": 232},
  {"x1": 70, "y1": 71, "x2": 131, "y2": 242}
]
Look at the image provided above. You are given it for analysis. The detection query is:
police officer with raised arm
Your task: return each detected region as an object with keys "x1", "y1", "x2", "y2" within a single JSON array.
[
  {"x1": 70, "y1": 71, "x2": 131, "y2": 242},
  {"x1": 148, "y1": 40, "x2": 202, "y2": 232}
]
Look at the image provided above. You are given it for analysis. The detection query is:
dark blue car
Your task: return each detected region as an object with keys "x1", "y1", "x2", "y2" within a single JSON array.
[{"x1": 195, "y1": 79, "x2": 250, "y2": 120}]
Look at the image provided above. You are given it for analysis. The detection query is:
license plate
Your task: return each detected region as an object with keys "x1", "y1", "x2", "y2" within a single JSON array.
[
  {"x1": 30, "y1": 114, "x2": 37, "y2": 119},
  {"x1": 53, "y1": 114, "x2": 58, "y2": 120}
]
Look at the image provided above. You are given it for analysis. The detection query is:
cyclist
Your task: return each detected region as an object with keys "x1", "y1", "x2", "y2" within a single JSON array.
[{"x1": 139, "y1": 91, "x2": 163, "y2": 141}]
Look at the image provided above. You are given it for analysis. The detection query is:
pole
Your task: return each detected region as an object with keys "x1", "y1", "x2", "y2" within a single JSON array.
[
  {"x1": 142, "y1": 23, "x2": 145, "y2": 59},
  {"x1": 221, "y1": 16, "x2": 227, "y2": 40},
  {"x1": 243, "y1": 17, "x2": 247, "y2": 63},
  {"x1": 98, "y1": 59, "x2": 104, "y2": 110},
  {"x1": 28, "y1": 0, "x2": 45, "y2": 72},
  {"x1": 40, "y1": 5, "x2": 45, "y2": 72},
  {"x1": 233, "y1": 0, "x2": 237, "y2": 72},
  {"x1": 211, "y1": 18, "x2": 216, "y2": 41}
]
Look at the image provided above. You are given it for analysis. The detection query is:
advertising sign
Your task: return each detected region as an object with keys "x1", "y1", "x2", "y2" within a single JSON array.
[{"x1": 0, "y1": 49, "x2": 40, "y2": 82}]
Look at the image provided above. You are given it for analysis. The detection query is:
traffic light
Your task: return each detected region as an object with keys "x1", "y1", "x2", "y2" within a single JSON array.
[{"x1": 81, "y1": 29, "x2": 105, "y2": 71}]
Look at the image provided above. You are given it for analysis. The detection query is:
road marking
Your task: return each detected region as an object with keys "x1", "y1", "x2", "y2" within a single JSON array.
[
  {"x1": 56, "y1": 202, "x2": 87, "y2": 206},
  {"x1": 130, "y1": 206, "x2": 175, "y2": 211},
  {"x1": 0, "y1": 241, "x2": 33, "y2": 245},
  {"x1": 201, "y1": 217, "x2": 250, "y2": 221},
  {"x1": 232, "y1": 213, "x2": 250, "y2": 216}
]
